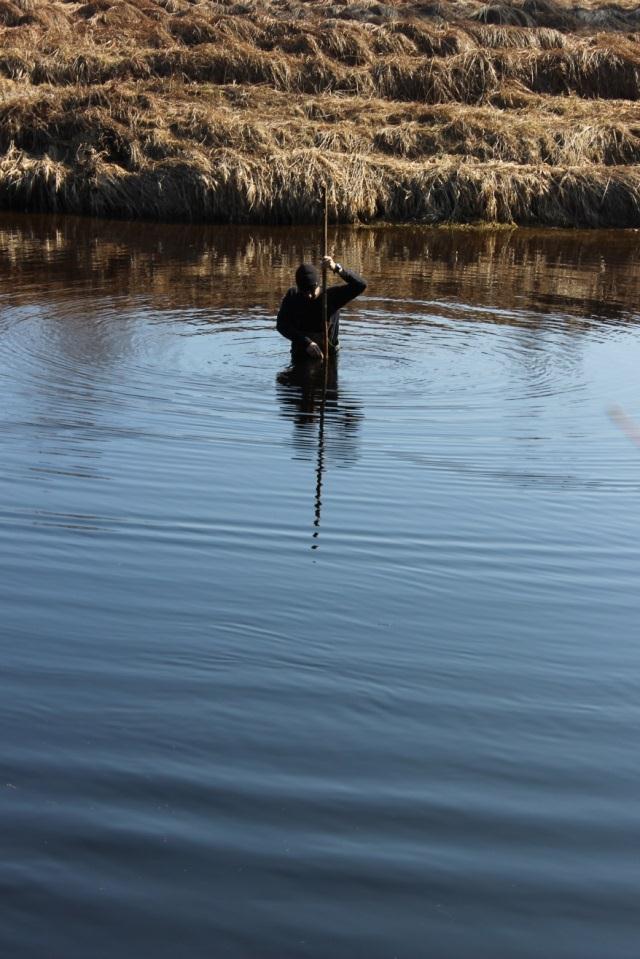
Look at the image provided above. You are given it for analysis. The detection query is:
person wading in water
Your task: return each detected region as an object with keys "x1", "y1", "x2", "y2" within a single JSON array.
[{"x1": 276, "y1": 256, "x2": 367, "y2": 362}]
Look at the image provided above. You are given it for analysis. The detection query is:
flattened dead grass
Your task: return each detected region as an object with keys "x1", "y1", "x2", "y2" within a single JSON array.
[{"x1": 0, "y1": 0, "x2": 640, "y2": 225}]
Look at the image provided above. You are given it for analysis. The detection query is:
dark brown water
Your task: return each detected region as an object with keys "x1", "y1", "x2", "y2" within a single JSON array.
[{"x1": 2, "y1": 214, "x2": 639, "y2": 959}]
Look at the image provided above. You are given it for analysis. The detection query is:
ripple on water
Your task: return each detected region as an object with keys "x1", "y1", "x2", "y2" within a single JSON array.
[{"x1": 2, "y1": 220, "x2": 640, "y2": 959}]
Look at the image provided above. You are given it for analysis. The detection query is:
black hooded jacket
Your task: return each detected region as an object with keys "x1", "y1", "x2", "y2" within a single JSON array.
[{"x1": 276, "y1": 267, "x2": 367, "y2": 356}]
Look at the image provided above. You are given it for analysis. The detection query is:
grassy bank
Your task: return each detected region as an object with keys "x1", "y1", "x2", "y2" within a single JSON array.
[{"x1": 1, "y1": 0, "x2": 640, "y2": 225}]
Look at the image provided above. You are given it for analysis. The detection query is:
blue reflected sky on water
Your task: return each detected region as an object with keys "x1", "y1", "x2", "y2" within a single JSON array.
[{"x1": 1, "y1": 216, "x2": 639, "y2": 959}]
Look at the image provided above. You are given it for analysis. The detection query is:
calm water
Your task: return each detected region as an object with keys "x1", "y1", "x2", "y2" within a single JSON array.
[{"x1": 1, "y1": 214, "x2": 639, "y2": 958}]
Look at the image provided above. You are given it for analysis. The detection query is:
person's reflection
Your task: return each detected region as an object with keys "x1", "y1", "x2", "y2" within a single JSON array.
[
  {"x1": 276, "y1": 356, "x2": 362, "y2": 547},
  {"x1": 276, "y1": 355, "x2": 361, "y2": 467}
]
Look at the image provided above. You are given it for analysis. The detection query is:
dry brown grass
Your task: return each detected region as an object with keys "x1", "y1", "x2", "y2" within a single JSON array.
[{"x1": 0, "y1": 0, "x2": 639, "y2": 225}]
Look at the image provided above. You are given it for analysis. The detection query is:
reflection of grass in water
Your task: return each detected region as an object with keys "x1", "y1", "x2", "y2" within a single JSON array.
[
  {"x1": 2, "y1": 1, "x2": 640, "y2": 224},
  {"x1": 1, "y1": 216, "x2": 639, "y2": 327}
]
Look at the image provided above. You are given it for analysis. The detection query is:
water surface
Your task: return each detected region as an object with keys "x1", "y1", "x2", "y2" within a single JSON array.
[{"x1": 1, "y1": 215, "x2": 639, "y2": 958}]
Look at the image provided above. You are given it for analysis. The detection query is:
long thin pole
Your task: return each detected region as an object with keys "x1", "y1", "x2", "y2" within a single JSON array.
[
  {"x1": 322, "y1": 184, "x2": 329, "y2": 363},
  {"x1": 313, "y1": 184, "x2": 330, "y2": 548}
]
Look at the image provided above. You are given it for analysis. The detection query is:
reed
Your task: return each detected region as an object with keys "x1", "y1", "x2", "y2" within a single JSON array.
[{"x1": 1, "y1": 0, "x2": 640, "y2": 225}]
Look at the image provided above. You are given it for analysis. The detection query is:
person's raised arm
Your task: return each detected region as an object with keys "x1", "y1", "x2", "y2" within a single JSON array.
[{"x1": 323, "y1": 256, "x2": 367, "y2": 311}]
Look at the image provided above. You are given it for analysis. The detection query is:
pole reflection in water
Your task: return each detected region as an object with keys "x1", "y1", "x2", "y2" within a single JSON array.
[
  {"x1": 276, "y1": 355, "x2": 361, "y2": 548},
  {"x1": 312, "y1": 365, "x2": 328, "y2": 550}
]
